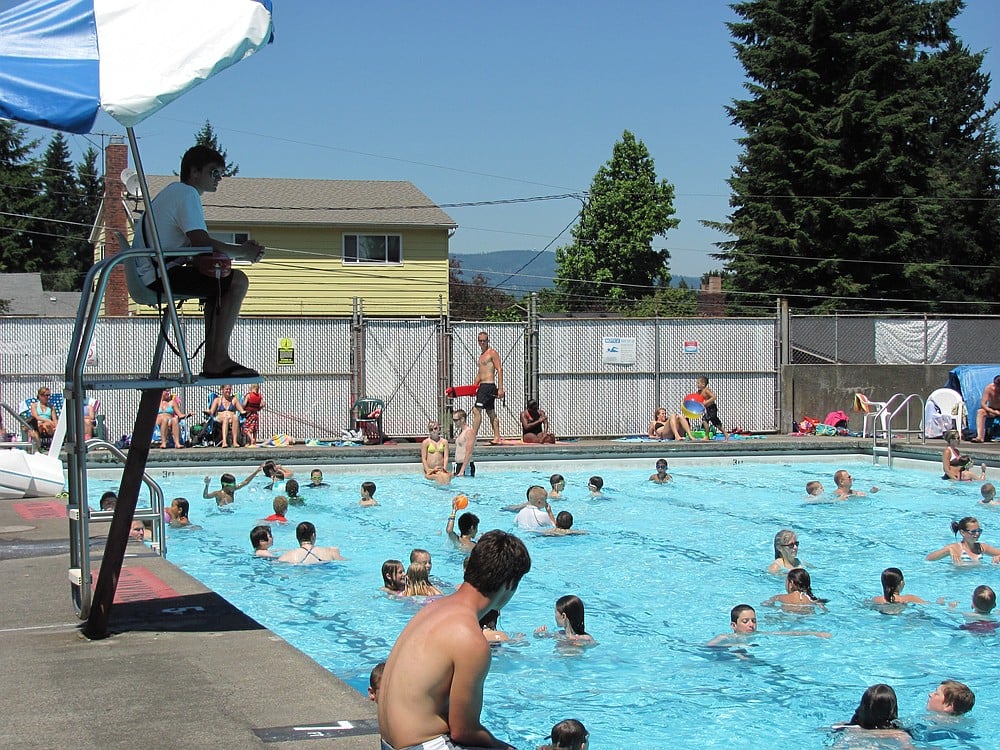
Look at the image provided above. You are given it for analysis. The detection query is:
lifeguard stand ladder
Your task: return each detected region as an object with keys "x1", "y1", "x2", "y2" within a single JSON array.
[{"x1": 64, "y1": 128, "x2": 261, "y2": 639}]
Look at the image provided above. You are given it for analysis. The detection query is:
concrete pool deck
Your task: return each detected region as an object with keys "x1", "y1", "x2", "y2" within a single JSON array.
[{"x1": 3, "y1": 435, "x2": 998, "y2": 749}]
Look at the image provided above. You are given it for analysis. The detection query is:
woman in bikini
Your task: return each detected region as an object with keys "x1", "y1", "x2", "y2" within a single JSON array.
[
  {"x1": 647, "y1": 407, "x2": 692, "y2": 440},
  {"x1": 208, "y1": 384, "x2": 245, "y2": 448},
  {"x1": 156, "y1": 389, "x2": 190, "y2": 449},
  {"x1": 420, "y1": 421, "x2": 450, "y2": 484},
  {"x1": 767, "y1": 529, "x2": 808, "y2": 574},
  {"x1": 29, "y1": 386, "x2": 58, "y2": 441},
  {"x1": 242, "y1": 382, "x2": 265, "y2": 447},
  {"x1": 926, "y1": 516, "x2": 1000, "y2": 564},
  {"x1": 762, "y1": 567, "x2": 828, "y2": 612},
  {"x1": 941, "y1": 431, "x2": 985, "y2": 481}
]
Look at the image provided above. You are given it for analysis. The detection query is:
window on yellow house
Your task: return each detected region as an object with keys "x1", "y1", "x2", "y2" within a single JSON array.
[{"x1": 343, "y1": 234, "x2": 402, "y2": 264}]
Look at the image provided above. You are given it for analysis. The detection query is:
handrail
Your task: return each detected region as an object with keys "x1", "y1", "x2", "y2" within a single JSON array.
[
  {"x1": 69, "y1": 438, "x2": 167, "y2": 618},
  {"x1": 871, "y1": 393, "x2": 926, "y2": 468},
  {"x1": 1, "y1": 401, "x2": 39, "y2": 452}
]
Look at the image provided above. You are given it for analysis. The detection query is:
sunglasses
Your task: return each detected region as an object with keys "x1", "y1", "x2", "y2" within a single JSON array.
[
  {"x1": 782, "y1": 541, "x2": 800, "y2": 547},
  {"x1": 963, "y1": 528, "x2": 983, "y2": 536}
]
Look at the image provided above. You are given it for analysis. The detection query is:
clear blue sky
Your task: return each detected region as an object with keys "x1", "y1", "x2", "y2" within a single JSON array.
[{"x1": 33, "y1": 0, "x2": 1000, "y2": 279}]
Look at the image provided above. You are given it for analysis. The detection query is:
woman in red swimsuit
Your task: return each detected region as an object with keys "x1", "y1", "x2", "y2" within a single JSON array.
[{"x1": 242, "y1": 382, "x2": 265, "y2": 447}]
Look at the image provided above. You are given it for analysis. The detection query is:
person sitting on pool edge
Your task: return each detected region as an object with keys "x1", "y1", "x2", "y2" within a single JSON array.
[
  {"x1": 250, "y1": 525, "x2": 275, "y2": 557},
  {"x1": 649, "y1": 459, "x2": 671, "y2": 483},
  {"x1": 706, "y1": 604, "x2": 830, "y2": 646},
  {"x1": 277, "y1": 521, "x2": 345, "y2": 564},
  {"x1": 377, "y1": 531, "x2": 530, "y2": 750},
  {"x1": 926, "y1": 680, "x2": 975, "y2": 716},
  {"x1": 941, "y1": 431, "x2": 986, "y2": 481},
  {"x1": 203, "y1": 465, "x2": 263, "y2": 507}
]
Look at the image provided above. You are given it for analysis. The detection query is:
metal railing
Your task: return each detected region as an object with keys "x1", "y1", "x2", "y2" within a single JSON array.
[{"x1": 871, "y1": 393, "x2": 926, "y2": 467}]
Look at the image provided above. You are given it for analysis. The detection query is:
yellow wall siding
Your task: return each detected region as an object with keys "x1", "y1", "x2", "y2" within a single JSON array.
[{"x1": 123, "y1": 224, "x2": 450, "y2": 317}]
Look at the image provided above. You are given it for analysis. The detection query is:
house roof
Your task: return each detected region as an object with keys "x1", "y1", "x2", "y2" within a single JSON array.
[
  {"x1": 143, "y1": 176, "x2": 457, "y2": 229},
  {"x1": 0, "y1": 273, "x2": 81, "y2": 316}
]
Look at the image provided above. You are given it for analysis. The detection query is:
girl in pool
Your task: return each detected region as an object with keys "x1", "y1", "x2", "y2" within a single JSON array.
[
  {"x1": 872, "y1": 567, "x2": 927, "y2": 606},
  {"x1": 762, "y1": 567, "x2": 828, "y2": 612},
  {"x1": 402, "y1": 562, "x2": 442, "y2": 597},
  {"x1": 534, "y1": 595, "x2": 596, "y2": 645},
  {"x1": 835, "y1": 684, "x2": 913, "y2": 746},
  {"x1": 925, "y1": 516, "x2": 1000, "y2": 564},
  {"x1": 767, "y1": 529, "x2": 808, "y2": 574}
]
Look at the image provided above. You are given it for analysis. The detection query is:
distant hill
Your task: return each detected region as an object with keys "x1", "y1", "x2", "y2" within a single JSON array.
[{"x1": 451, "y1": 250, "x2": 700, "y2": 295}]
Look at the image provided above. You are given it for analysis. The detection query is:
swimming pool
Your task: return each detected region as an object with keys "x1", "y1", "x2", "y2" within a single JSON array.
[{"x1": 92, "y1": 457, "x2": 994, "y2": 749}]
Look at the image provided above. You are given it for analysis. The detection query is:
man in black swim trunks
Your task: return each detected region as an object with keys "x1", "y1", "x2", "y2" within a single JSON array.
[{"x1": 472, "y1": 331, "x2": 505, "y2": 445}]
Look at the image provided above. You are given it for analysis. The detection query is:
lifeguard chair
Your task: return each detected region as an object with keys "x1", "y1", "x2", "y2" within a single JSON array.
[{"x1": 351, "y1": 398, "x2": 385, "y2": 444}]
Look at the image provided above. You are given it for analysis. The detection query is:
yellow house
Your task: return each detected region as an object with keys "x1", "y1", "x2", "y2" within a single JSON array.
[
  {"x1": 136, "y1": 175, "x2": 456, "y2": 317},
  {"x1": 92, "y1": 173, "x2": 456, "y2": 317}
]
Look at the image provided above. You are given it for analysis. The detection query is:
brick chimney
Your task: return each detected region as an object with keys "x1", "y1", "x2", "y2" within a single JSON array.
[
  {"x1": 103, "y1": 137, "x2": 129, "y2": 316},
  {"x1": 698, "y1": 275, "x2": 726, "y2": 317}
]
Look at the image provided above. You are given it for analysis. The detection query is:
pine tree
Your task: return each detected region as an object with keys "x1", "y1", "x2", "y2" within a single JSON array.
[
  {"x1": 74, "y1": 146, "x2": 104, "y2": 285},
  {"x1": 35, "y1": 133, "x2": 82, "y2": 290},
  {"x1": 194, "y1": 120, "x2": 239, "y2": 176},
  {"x1": 0, "y1": 120, "x2": 40, "y2": 276},
  {"x1": 554, "y1": 130, "x2": 678, "y2": 311},
  {"x1": 714, "y1": 0, "x2": 1000, "y2": 313}
]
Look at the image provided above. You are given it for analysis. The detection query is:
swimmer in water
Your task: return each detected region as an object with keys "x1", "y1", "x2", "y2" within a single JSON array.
[
  {"x1": 649, "y1": 458, "x2": 672, "y2": 484},
  {"x1": 707, "y1": 604, "x2": 830, "y2": 646},
  {"x1": 767, "y1": 529, "x2": 807, "y2": 574},
  {"x1": 534, "y1": 594, "x2": 596, "y2": 646},
  {"x1": 925, "y1": 517, "x2": 1000, "y2": 565},
  {"x1": 762, "y1": 567, "x2": 828, "y2": 612},
  {"x1": 871, "y1": 567, "x2": 927, "y2": 606}
]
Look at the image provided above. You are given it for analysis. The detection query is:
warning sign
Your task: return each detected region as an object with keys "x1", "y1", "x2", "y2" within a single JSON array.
[{"x1": 277, "y1": 337, "x2": 295, "y2": 366}]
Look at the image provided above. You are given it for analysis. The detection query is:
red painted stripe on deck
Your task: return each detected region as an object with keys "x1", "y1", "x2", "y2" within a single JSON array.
[
  {"x1": 92, "y1": 567, "x2": 181, "y2": 603},
  {"x1": 11, "y1": 500, "x2": 65, "y2": 520}
]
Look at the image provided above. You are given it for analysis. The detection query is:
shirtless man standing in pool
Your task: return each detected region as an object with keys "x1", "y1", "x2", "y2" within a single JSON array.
[
  {"x1": 378, "y1": 531, "x2": 530, "y2": 750},
  {"x1": 472, "y1": 332, "x2": 504, "y2": 445}
]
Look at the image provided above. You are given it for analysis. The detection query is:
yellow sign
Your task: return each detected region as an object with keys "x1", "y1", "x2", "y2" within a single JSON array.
[{"x1": 277, "y1": 337, "x2": 295, "y2": 366}]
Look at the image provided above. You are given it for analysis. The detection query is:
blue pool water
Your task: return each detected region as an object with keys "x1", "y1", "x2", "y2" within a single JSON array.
[{"x1": 93, "y1": 457, "x2": 995, "y2": 749}]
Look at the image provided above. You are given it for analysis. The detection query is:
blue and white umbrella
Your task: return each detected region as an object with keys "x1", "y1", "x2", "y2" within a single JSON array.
[{"x1": 0, "y1": 0, "x2": 273, "y2": 133}]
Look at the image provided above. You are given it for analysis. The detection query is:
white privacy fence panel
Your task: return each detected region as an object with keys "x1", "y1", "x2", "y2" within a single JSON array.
[
  {"x1": 363, "y1": 319, "x2": 440, "y2": 439},
  {"x1": 538, "y1": 318, "x2": 777, "y2": 436}
]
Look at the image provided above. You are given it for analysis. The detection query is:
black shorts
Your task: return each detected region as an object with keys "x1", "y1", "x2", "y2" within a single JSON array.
[
  {"x1": 453, "y1": 461, "x2": 476, "y2": 477},
  {"x1": 475, "y1": 383, "x2": 498, "y2": 411},
  {"x1": 147, "y1": 265, "x2": 235, "y2": 300}
]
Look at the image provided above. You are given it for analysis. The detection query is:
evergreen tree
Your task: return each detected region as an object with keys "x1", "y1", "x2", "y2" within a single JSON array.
[
  {"x1": 36, "y1": 133, "x2": 82, "y2": 290},
  {"x1": 554, "y1": 130, "x2": 678, "y2": 311},
  {"x1": 74, "y1": 146, "x2": 104, "y2": 285},
  {"x1": 713, "y1": 0, "x2": 1000, "y2": 313},
  {"x1": 448, "y1": 258, "x2": 520, "y2": 321},
  {"x1": 194, "y1": 120, "x2": 239, "y2": 176},
  {"x1": 0, "y1": 120, "x2": 40, "y2": 276}
]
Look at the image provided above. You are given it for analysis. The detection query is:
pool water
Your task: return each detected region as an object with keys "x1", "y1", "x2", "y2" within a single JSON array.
[{"x1": 93, "y1": 458, "x2": 995, "y2": 749}]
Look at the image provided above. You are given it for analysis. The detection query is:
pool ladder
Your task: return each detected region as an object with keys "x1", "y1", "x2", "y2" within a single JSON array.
[{"x1": 870, "y1": 393, "x2": 926, "y2": 467}]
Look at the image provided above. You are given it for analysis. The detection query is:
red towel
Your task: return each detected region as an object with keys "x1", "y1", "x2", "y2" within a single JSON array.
[{"x1": 446, "y1": 384, "x2": 478, "y2": 398}]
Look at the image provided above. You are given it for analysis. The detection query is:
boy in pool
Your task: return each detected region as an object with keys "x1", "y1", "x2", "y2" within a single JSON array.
[
  {"x1": 926, "y1": 680, "x2": 975, "y2": 716},
  {"x1": 360, "y1": 481, "x2": 378, "y2": 507},
  {"x1": 203, "y1": 465, "x2": 262, "y2": 507},
  {"x1": 980, "y1": 482, "x2": 996, "y2": 504},
  {"x1": 588, "y1": 476, "x2": 604, "y2": 497},
  {"x1": 649, "y1": 459, "x2": 672, "y2": 483},
  {"x1": 806, "y1": 480, "x2": 824, "y2": 496},
  {"x1": 542, "y1": 511, "x2": 588, "y2": 536},
  {"x1": 285, "y1": 478, "x2": 305, "y2": 506},
  {"x1": 264, "y1": 496, "x2": 288, "y2": 523},
  {"x1": 446, "y1": 504, "x2": 479, "y2": 551},
  {"x1": 549, "y1": 473, "x2": 565, "y2": 499},
  {"x1": 707, "y1": 604, "x2": 831, "y2": 646},
  {"x1": 308, "y1": 468, "x2": 328, "y2": 488},
  {"x1": 250, "y1": 525, "x2": 275, "y2": 557},
  {"x1": 958, "y1": 585, "x2": 998, "y2": 633}
]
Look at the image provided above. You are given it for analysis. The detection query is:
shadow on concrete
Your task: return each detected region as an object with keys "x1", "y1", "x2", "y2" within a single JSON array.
[{"x1": 106, "y1": 591, "x2": 266, "y2": 635}]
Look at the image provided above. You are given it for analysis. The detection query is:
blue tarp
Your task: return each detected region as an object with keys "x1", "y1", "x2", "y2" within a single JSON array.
[{"x1": 946, "y1": 365, "x2": 1000, "y2": 430}]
